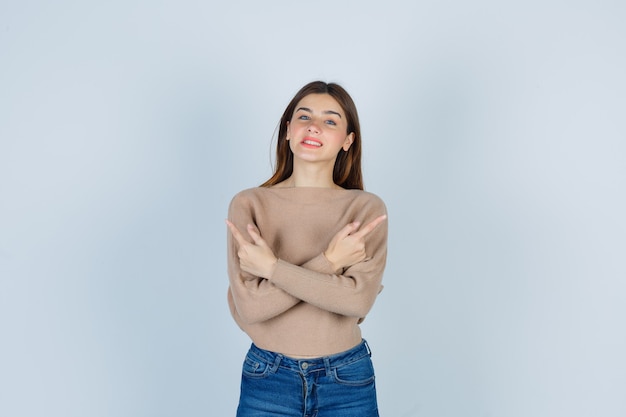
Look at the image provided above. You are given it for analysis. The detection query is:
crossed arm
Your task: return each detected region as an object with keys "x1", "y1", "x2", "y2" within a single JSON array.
[{"x1": 226, "y1": 215, "x2": 387, "y2": 324}]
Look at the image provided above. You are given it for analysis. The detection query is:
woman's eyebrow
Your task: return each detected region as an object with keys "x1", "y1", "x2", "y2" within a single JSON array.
[
  {"x1": 324, "y1": 110, "x2": 342, "y2": 118},
  {"x1": 295, "y1": 107, "x2": 342, "y2": 118}
]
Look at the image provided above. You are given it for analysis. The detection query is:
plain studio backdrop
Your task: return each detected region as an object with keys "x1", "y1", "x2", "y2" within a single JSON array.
[{"x1": 1, "y1": 1, "x2": 624, "y2": 416}]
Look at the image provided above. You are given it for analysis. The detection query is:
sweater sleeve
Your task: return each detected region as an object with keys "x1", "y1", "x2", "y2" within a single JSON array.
[
  {"x1": 268, "y1": 204, "x2": 388, "y2": 319},
  {"x1": 227, "y1": 193, "x2": 301, "y2": 325}
]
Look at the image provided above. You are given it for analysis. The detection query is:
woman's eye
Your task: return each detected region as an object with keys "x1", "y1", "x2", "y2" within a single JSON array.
[
  {"x1": 298, "y1": 115, "x2": 310, "y2": 120},
  {"x1": 325, "y1": 120, "x2": 337, "y2": 126}
]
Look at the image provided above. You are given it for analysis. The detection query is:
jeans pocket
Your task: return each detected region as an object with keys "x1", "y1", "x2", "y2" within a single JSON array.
[
  {"x1": 241, "y1": 353, "x2": 271, "y2": 379},
  {"x1": 332, "y1": 356, "x2": 376, "y2": 386}
]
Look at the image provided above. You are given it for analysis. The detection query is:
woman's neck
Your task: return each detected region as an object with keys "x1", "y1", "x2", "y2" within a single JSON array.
[{"x1": 278, "y1": 163, "x2": 340, "y2": 189}]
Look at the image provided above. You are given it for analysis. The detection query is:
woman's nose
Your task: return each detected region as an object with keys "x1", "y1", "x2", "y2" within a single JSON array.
[{"x1": 307, "y1": 121, "x2": 321, "y2": 133}]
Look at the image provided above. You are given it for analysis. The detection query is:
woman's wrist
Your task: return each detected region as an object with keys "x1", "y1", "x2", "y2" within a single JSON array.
[
  {"x1": 323, "y1": 251, "x2": 340, "y2": 272},
  {"x1": 264, "y1": 256, "x2": 279, "y2": 279}
]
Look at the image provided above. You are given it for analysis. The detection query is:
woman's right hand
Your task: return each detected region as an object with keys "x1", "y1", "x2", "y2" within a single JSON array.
[{"x1": 323, "y1": 214, "x2": 387, "y2": 272}]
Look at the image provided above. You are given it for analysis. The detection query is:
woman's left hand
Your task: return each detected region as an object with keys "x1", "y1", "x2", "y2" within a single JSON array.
[{"x1": 226, "y1": 220, "x2": 278, "y2": 279}]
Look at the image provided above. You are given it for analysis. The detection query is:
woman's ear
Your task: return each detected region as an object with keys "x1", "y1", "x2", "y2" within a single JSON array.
[{"x1": 342, "y1": 132, "x2": 355, "y2": 151}]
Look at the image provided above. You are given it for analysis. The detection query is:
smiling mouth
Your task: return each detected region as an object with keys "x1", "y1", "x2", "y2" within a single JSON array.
[{"x1": 302, "y1": 138, "x2": 322, "y2": 147}]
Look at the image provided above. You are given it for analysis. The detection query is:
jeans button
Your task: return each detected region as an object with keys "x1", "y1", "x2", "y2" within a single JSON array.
[{"x1": 301, "y1": 362, "x2": 309, "y2": 370}]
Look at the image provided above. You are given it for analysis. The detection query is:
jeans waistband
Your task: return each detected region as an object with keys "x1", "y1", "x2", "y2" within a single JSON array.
[{"x1": 247, "y1": 339, "x2": 372, "y2": 374}]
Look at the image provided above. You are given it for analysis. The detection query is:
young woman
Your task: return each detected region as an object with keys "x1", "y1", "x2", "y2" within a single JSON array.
[{"x1": 226, "y1": 81, "x2": 388, "y2": 417}]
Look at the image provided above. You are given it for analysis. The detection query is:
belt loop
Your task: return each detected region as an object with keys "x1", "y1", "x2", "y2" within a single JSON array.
[
  {"x1": 324, "y1": 357, "x2": 331, "y2": 375},
  {"x1": 271, "y1": 353, "x2": 283, "y2": 372},
  {"x1": 363, "y1": 339, "x2": 371, "y2": 356}
]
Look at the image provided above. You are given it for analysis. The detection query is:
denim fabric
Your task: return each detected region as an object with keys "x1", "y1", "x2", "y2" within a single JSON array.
[{"x1": 236, "y1": 339, "x2": 380, "y2": 417}]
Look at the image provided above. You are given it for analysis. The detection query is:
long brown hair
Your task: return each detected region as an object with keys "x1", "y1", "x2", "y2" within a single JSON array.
[{"x1": 261, "y1": 81, "x2": 363, "y2": 190}]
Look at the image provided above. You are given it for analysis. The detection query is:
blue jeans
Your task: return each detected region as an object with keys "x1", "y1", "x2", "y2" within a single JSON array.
[{"x1": 236, "y1": 339, "x2": 380, "y2": 417}]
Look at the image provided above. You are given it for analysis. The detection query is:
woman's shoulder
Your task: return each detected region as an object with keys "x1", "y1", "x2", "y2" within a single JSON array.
[
  {"x1": 230, "y1": 186, "x2": 263, "y2": 199},
  {"x1": 349, "y1": 189, "x2": 387, "y2": 211},
  {"x1": 229, "y1": 187, "x2": 265, "y2": 206},
  {"x1": 351, "y1": 188, "x2": 384, "y2": 200},
  {"x1": 229, "y1": 186, "x2": 294, "y2": 207}
]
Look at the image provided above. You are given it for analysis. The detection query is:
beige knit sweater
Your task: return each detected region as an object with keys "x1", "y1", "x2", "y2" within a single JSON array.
[{"x1": 227, "y1": 186, "x2": 388, "y2": 357}]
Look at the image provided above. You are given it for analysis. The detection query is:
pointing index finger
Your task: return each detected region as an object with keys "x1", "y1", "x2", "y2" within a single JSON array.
[
  {"x1": 354, "y1": 214, "x2": 387, "y2": 238},
  {"x1": 225, "y1": 219, "x2": 249, "y2": 246}
]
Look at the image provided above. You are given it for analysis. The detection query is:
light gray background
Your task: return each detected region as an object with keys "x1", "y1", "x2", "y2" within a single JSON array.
[{"x1": 1, "y1": 1, "x2": 624, "y2": 416}]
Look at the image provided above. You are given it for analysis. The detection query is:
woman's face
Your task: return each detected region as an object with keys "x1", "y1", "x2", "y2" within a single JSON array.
[{"x1": 286, "y1": 93, "x2": 354, "y2": 165}]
